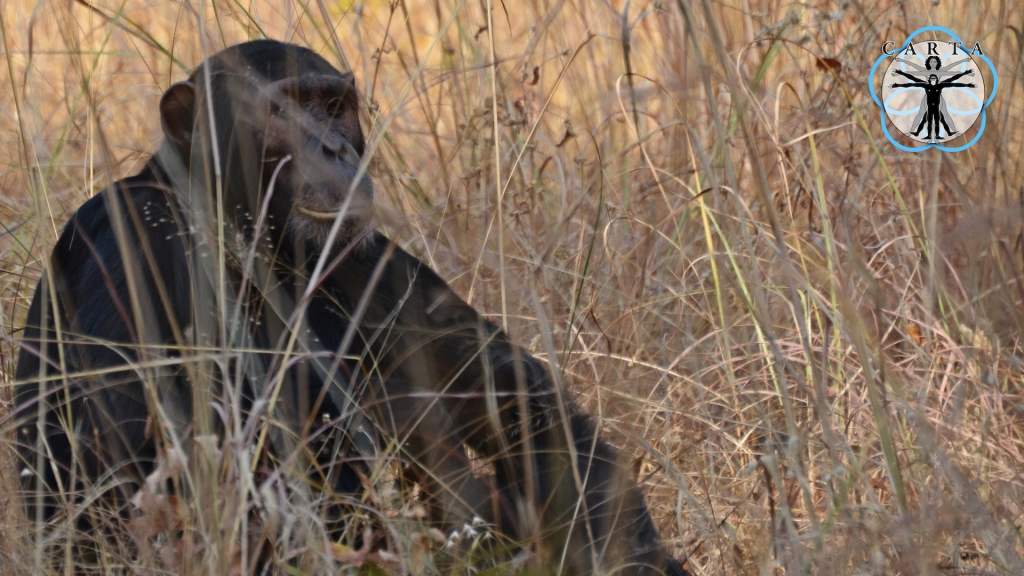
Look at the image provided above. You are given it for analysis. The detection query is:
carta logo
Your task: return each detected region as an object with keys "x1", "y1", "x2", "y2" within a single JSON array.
[{"x1": 870, "y1": 26, "x2": 998, "y2": 152}]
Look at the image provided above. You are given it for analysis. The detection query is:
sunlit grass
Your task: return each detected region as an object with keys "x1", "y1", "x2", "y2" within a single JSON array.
[{"x1": 1, "y1": 0, "x2": 1023, "y2": 574}]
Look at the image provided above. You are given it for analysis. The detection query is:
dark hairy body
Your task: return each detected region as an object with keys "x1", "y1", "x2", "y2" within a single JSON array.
[{"x1": 12, "y1": 40, "x2": 686, "y2": 575}]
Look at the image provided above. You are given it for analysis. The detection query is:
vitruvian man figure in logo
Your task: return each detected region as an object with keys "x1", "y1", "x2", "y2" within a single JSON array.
[{"x1": 889, "y1": 55, "x2": 976, "y2": 140}]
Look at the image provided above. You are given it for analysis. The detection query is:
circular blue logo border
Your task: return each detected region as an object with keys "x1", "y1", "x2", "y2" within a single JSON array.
[{"x1": 869, "y1": 25, "x2": 998, "y2": 152}]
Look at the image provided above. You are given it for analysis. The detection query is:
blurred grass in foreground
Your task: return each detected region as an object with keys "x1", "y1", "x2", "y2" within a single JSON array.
[{"x1": 1, "y1": 0, "x2": 1022, "y2": 574}]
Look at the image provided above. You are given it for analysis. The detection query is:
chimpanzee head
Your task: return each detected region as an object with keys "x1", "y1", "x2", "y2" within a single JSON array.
[{"x1": 158, "y1": 40, "x2": 374, "y2": 250}]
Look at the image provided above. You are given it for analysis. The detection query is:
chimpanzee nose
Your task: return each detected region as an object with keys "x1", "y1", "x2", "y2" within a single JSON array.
[{"x1": 320, "y1": 133, "x2": 361, "y2": 166}]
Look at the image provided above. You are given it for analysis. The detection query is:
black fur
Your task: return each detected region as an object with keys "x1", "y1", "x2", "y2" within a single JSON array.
[{"x1": 12, "y1": 40, "x2": 686, "y2": 576}]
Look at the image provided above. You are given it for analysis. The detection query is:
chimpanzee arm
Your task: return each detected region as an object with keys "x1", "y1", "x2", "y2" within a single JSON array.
[
  {"x1": 943, "y1": 70, "x2": 972, "y2": 83},
  {"x1": 892, "y1": 69, "x2": 924, "y2": 82},
  {"x1": 369, "y1": 243, "x2": 675, "y2": 575}
]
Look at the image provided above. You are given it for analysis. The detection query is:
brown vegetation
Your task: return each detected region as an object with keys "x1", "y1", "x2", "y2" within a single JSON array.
[{"x1": 1, "y1": 0, "x2": 1022, "y2": 574}]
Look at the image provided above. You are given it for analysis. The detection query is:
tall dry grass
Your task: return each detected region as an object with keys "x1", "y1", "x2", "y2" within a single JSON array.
[{"x1": 0, "y1": 0, "x2": 1022, "y2": 574}]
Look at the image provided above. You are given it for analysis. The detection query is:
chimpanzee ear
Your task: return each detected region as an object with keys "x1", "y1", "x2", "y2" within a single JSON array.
[{"x1": 160, "y1": 81, "x2": 197, "y2": 153}]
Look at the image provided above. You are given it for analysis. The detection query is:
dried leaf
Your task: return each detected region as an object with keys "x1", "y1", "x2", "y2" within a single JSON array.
[
  {"x1": 330, "y1": 541, "x2": 365, "y2": 565},
  {"x1": 907, "y1": 323, "x2": 925, "y2": 345},
  {"x1": 816, "y1": 57, "x2": 841, "y2": 74}
]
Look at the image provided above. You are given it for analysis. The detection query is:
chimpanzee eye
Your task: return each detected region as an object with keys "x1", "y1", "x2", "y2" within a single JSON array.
[
  {"x1": 268, "y1": 101, "x2": 284, "y2": 117},
  {"x1": 325, "y1": 97, "x2": 344, "y2": 117}
]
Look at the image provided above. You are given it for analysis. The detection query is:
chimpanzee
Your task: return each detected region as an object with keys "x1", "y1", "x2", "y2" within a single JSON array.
[{"x1": 12, "y1": 40, "x2": 686, "y2": 575}]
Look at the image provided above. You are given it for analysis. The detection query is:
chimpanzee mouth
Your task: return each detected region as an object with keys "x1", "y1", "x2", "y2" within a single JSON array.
[{"x1": 296, "y1": 205, "x2": 344, "y2": 220}]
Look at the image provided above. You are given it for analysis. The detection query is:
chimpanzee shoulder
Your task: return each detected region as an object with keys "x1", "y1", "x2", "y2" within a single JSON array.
[{"x1": 49, "y1": 166, "x2": 189, "y2": 342}]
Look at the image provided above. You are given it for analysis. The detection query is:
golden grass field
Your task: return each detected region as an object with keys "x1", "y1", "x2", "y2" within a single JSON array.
[{"x1": 1, "y1": 0, "x2": 1023, "y2": 573}]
